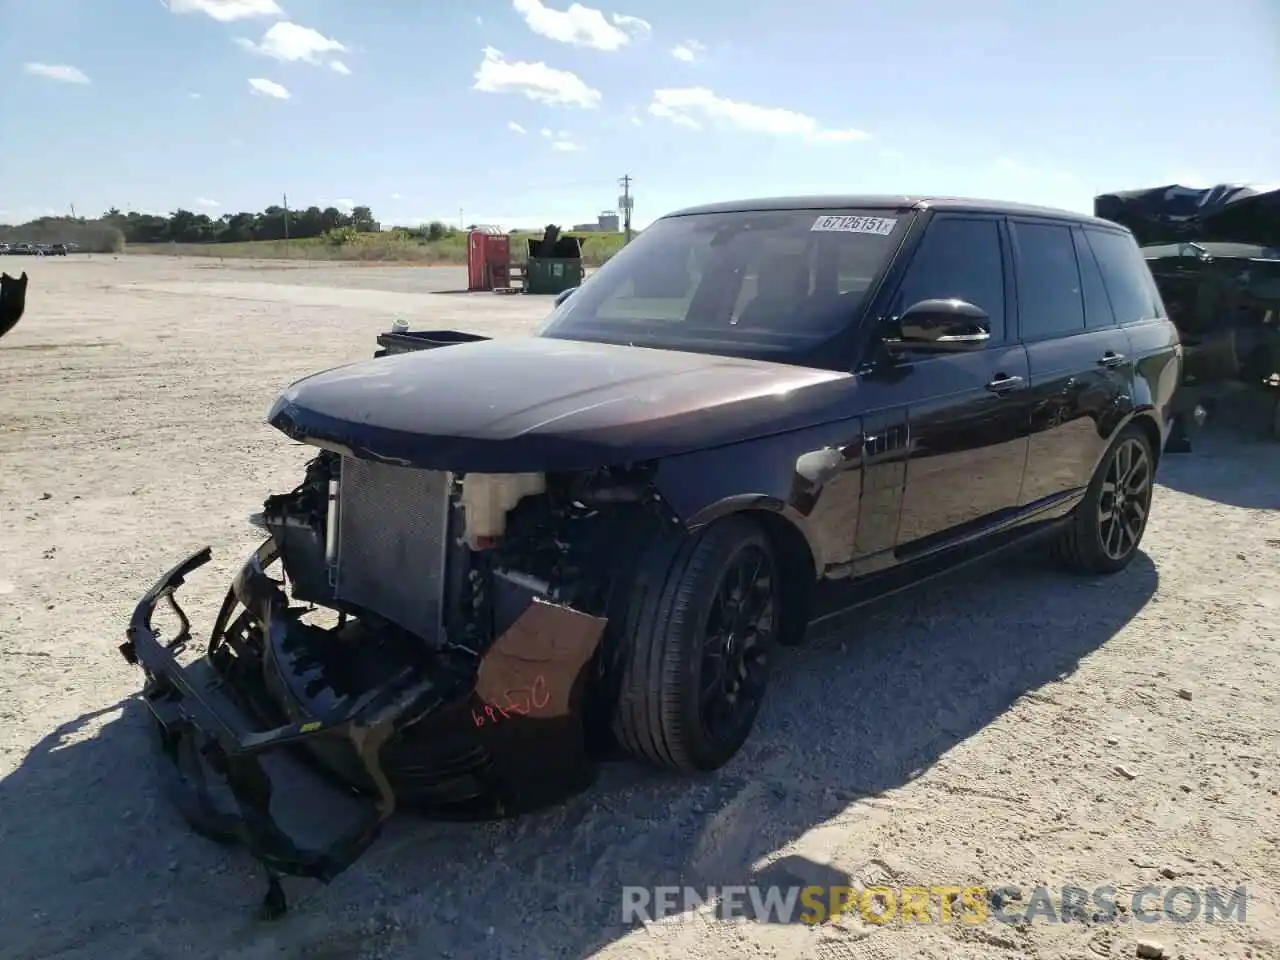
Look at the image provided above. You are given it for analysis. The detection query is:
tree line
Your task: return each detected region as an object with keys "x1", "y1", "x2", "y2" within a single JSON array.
[
  {"x1": 0, "y1": 202, "x2": 400, "y2": 252},
  {"x1": 100, "y1": 203, "x2": 382, "y2": 244}
]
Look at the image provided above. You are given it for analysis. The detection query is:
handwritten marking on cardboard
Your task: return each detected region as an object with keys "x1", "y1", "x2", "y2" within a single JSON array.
[
  {"x1": 811, "y1": 215, "x2": 897, "y2": 236},
  {"x1": 472, "y1": 674, "x2": 551, "y2": 728}
]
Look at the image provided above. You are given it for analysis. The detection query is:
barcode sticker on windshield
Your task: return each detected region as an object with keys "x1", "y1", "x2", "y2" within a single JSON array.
[{"x1": 811, "y1": 215, "x2": 897, "y2": 236}]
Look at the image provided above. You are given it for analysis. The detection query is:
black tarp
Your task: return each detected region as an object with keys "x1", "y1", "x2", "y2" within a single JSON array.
[{"x1": 1094, "y1": 183, "x2": 1280, "y2": 247}]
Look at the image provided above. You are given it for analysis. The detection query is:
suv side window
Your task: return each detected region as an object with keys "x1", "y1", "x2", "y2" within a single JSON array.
[
  {"x1": 893, "y1": 217, "x2": 1005, "y2": 342},
  {"x1": 1011, "y1": 221, "x2": 1085, "y2": 339},
  {"x1": 1083, "y1": 228, "x2": 1164, "y2": 324},
  {"x1": 1072, "y1": 227, "x2": 1117, "y2": 328}
]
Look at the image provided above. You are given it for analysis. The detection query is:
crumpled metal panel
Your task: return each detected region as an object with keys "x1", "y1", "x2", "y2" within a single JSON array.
[
  {"x1": 334, "y1": 457, "x2": 450, "y2": 643},
  {"x1": 1095, "y1": 183, "x2": 1280, "y2": 247}
]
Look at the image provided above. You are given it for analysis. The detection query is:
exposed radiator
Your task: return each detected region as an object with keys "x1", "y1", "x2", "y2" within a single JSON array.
[{"x1": 333, "y1": 457, "x2": 451, "y2": 643}]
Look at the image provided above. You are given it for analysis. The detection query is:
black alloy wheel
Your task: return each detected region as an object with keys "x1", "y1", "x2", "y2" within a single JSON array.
[
  {"x1": 612, "y1": 517, "x2": 781, "y2": 772},
  {"x1": 1053, "y1": 423, "x2": 1156, "y2": 575},
  {"x1": 698, "y1": 544, "x2": 775, "y2": 747},
  {"x1": 1097, "y1": 436, "x2": 1153, "y2": 562}
]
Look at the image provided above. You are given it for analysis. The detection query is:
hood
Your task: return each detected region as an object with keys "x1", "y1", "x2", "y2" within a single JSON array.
[{"x1": 268, "y1": 336, "x2": 856, "y2": 472}]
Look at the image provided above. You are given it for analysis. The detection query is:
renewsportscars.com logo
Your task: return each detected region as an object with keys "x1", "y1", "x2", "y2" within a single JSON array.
[{"x1": 621, "y1": 884, "x2": 1249, "y2": 926}]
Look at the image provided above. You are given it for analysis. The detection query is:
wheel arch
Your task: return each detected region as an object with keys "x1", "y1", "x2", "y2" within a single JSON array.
[
  {"x1": 1127, "y1": 410, "x2": 1164, "y2": 467},
  {"x1": 1108, "y1": 408, "x2": 1164, "y2": 471},
  {"x1": 686, "y1": 501, "x2": 817, "y2": 647}
]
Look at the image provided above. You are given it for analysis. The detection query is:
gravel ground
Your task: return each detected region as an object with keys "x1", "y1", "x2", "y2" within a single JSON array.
[{"x1": 1, "y1": 255, "x2": 1277, "y2": 960}]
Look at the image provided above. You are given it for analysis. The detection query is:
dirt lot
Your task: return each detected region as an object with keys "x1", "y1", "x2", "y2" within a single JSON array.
[{"x1": 1, "y1": 255, "x2": 1277, "y2": 960}]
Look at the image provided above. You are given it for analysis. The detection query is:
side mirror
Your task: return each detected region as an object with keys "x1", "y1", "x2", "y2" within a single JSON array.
[
  {"x1": 553, "y1": 286, "x2": 578, "y2": 308},
  {"x1": 887, "y1": 298, "x2": 991, "y2": 352}
]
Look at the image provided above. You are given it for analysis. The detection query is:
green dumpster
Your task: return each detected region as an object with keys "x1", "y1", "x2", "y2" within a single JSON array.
[
  {"x1": 523, "y1": 227, "x2": 585, "y2": 295},
  {"x1": 525, "y1": 257, "x2": 584, "y2": 295}
]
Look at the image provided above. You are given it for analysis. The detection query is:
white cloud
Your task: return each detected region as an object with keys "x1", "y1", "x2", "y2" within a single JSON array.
[
  {"x1": 540, "y1": 127, "x2": 553, "y2": 137},
  {"x1": 610, "y1": 14, "x2": 651, "y2": 37},
  {"x1": 476, "y1": 15, "x2": 484, "y2": 26},
  {"x1": 235, "y1": 22, "x2": 346, "y2": 66},
  {"x1": 166, "y1": 0, "x2": 282, "y2": 21},
  {"x1": 552, "y1": 140, "x2": 581, "y2": 152},
  {"x1": 511, "y1": 0, "x2": 650, "y2": 51},
  {"x1": 473, "y1": 47, "x2": 602, "y2": 108},
  {"x1": 390, "y1": 192, "x2": 405, "y2": 201},
  {"x1": 195, "y1": 197, "x2": 220, "y2": 208},
  {"x1": 248, "y1": 77, "x2": 291, "y2": 99},
  {"x1": 811, "y1": 129, "x2": 873, "y2": 143},
  {"x1": 671, "y1": 40, "x2": 705, "y2": 63},
  {"x1": 508, "y1": 121, "x2": 528, "y2": 134},
  {"x1": 329, "y1": 60, "x2": 351, "y2": 75},
  {"x1": 23, "y1": 63, "x2": 90, "y2": 84},
  {"x1": 188, "y1": 92, "x2": 202, "y2": 99},
  {"x1": 648, "y1": 87, "x2": 872, "y2": 143},
  {"x1": 331, "y1": 198, "x2": 354, "y2": 212}
]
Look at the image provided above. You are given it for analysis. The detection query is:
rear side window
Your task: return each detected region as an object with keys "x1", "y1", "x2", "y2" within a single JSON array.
[
  {"x1": 893, "y1": 217, "x2": 1005, "y2": 341},
  {"x1": 1072, "y1": 227, "x2": 1117, "y2": 328},
  {"x1": 1084, "y1": 228, "x2": 1164, "y2": 324},
  {"x1": 1012, "y1": 221, "x2": 1085, "y2": 339}
]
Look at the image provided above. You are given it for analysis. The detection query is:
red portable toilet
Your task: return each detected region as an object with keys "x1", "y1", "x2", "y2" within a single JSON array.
[{"x1": 467, "y1": 227, "x2": 511, "y2": 291}]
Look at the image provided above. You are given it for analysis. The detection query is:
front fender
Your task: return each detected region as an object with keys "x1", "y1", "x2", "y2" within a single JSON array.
[{"x1": 652, "y1": 418, "x2": 865, "y2": 573}]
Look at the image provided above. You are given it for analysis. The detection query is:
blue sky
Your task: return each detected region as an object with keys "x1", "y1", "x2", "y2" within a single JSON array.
[{"x1": 0, "y1": 0, "x2": 1276, "y2": 230}]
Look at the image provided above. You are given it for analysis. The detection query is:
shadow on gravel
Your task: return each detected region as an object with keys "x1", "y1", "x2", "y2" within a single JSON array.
[
  {"x1": 0, "y1": 546, "x2": 1157, "y2": 960},
  {"x1": 1158, "y1": 425, "x2": 1280, "y2": 510}
]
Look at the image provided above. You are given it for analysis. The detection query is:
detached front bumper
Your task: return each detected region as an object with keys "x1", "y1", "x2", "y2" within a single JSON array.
[
  {"x1": 121, "y1": 544, "x2": 436, "y2": 915},
  {"x1": 120, "y1": 543, "x2": 607, "y2": 916}
]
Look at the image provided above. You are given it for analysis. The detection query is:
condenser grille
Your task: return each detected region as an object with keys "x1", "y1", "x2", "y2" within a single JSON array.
[{"x1": 333, "y1": 457, "x2": 450, "y2": 642}]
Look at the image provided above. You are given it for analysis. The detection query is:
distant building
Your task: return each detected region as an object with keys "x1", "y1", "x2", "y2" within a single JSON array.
[{"x1": 572, "y1": 211, "x2": 622, "y2": 233}]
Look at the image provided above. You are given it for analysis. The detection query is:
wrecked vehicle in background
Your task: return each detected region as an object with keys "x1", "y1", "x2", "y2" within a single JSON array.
[
  {"x1": 1095, "y1": 183, "x2": 1280, "y2": 440},
  {"x1": 121, "y1": 196, "x2": 1180, "y2": 917}
]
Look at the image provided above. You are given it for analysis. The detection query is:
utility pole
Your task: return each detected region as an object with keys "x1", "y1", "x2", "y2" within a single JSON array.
[
  {"x1": 283, "y1": 192, "x2": 290, "y2": 257},
  {"x1": 618, "y1": 174, "x2": 633, "y2": 243}
]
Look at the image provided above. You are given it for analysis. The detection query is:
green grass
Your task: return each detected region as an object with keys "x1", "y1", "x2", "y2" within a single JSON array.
[{"x1": 127, "y1": 230, "x2": 627, "y2": 267}]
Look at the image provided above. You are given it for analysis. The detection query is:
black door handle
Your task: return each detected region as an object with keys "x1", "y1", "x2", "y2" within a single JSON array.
[
  {"x1": 1098, "y1": 352, "x2": 1127, "y2": 367},
  {"x1": 985, "y1": 375, "x2": 1025, "y2": 393}
]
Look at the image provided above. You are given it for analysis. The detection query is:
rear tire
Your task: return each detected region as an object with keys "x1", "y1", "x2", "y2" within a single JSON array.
[
  {"x1": 1052, "y1": 423, "x2": 1155, "y2": 575},
  {"x1": 612, "y1": 517, "x2": 779, "y2": 772}
]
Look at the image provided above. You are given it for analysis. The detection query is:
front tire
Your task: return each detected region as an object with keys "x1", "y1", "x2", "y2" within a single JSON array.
[
  {"x1": 1053, "y1": 424, "x2": 1156, "y2": 574},
  {"x1": 612, "y1": 517, "x2": 779, "y2": 772}
]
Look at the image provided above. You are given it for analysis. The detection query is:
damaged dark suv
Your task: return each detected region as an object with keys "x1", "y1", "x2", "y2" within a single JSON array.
[{"x1": 121, "y1": 196, "x2": 1181, "y2": 914}]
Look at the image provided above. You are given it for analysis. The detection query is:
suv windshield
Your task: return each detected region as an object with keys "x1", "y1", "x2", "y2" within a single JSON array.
[{"x1": 538, "y1": 208, "x2": 912, "y2": 362}]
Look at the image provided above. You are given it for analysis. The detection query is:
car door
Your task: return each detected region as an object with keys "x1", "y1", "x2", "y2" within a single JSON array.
[
  {"x1": 1011, "y1": 219, "x2": 1135, "y2": 506},
  {"x1": 853, "y1": 215, "x2": 1032, "y2": 564}
]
